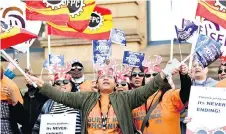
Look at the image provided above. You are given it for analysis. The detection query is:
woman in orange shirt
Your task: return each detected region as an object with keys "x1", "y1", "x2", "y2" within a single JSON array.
[
  {"x1": 1, "y1": 66, "x2": 26, "y2": 134},
  {"x1": 132, "y1": 62, "x2": 191, "y2": 134}
]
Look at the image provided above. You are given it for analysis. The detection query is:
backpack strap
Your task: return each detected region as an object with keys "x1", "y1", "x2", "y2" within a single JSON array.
[{"x1": 140, "y1": 96, "x2": 160, "y2": 133}]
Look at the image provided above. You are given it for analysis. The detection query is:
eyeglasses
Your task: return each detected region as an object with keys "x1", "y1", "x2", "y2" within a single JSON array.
[
  {"x1": 116, "y1": 81, "x2": 127, "y2": 87},
  {"x1": 99, "y1": 75, "x2": 114, "y2": 79},
  {"x1": 145, "y1": 73, "x2": 158, "y2": 78},
  {"x1": 71, "y1": 66, "x2": 83, "y2": 71},
  {"x1": 218, "y1": 69, "x2": 226, "y2": 74},
  {"x1": 131, "y1": 72, "x2": 144, "y2": 77},
  {"x1": 54, "y1": 80, "x2": 70, "y2": 86}
]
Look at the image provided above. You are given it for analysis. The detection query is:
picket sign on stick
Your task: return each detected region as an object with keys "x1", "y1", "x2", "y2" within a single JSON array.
[{"x1": 0, "y1": 50, "x2": 38, "y2": 88}]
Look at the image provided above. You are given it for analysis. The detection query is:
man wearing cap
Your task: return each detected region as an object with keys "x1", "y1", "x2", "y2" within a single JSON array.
[{"x1": 69, "y1": 60, "x2": 92, "y2": 91}]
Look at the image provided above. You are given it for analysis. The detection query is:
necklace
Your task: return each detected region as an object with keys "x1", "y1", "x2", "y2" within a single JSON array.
[{"x1": 98, "y1": 97, "x2": 111, "y2": 131}]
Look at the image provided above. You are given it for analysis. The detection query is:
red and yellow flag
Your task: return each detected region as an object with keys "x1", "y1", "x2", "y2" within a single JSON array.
[
  {"x1": 48, "y1": 6, "x2": 112, "y2": 40},
  {"x1": 0, "y1": 27, "x2": 38, "y2": 50},
  {"x1": 67, "y1": 0, "x2": 96, "y2": 32},
  {"x1": 26, "y1": 1, "x2": 69, "y2": 21},
  {"x1": 196, "y1": 0, "x2": 226, "y2": 29}
]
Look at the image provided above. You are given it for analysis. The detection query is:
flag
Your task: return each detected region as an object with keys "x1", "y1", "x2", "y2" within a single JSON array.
[
  {"x1": 175, "y1": 19, "x2": 199, "y2": 43},
  {"x1": 196, "y1": 17, "x2": 226, "y2": 46},
  {"x1": 47, "y1": 6, "x2": 112, "y2": 40},
  {"x1": 0, "y1": 26, "x2": 38, "y2": 50},
  {"x1": 0, "y1": 0, "x2": 41, "y2": 53},
  {"x1": 93, "y1": 40, "x2": 112, "y2": 56},
  {"x1": 92, "y1": 40, "x2": 112, "y2": 65},
  {"x1": 26, "y1": 0, "x2": 69, "y2": 21},
  {"x1": 123, "y1": 51, "x2": 145, "y2": 67},
  {"x1": 49, "y1": 54, "x2": 64, "y2": 66},
  {"x1": 196, "y1": 0, "x2": 226, "y2": 29},
  {"x1": 110, "y1": 28, "x2": 126, "y2": 46},
  {"x1": 194, "y1": 34, "x2": 222, "y2": 68},
  {"x1": 42, "y1": 59, "x2": 49, "y2": 69},
  {"x1": 67, "y1": 0, "x2": 96, "y2": 32}
]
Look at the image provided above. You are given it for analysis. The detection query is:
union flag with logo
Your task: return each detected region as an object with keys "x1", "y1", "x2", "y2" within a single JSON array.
[
  {"x1": 26, "y1": 0, "x2": 70, "y2": 21},
  {"x1": 67, "y1": 0, "x2": 96, "y2": 32},
  {"x1": 196, "y1": 0, "x2": 226, "y2": 29},
  {"x1": 47, "y1": 6, "x2": 112, "y2": 40}
]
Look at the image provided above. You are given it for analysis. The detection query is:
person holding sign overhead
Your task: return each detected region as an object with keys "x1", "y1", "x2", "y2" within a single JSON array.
[{"x1": 25, "y1": 60, "x2": 178, "y2": 134}]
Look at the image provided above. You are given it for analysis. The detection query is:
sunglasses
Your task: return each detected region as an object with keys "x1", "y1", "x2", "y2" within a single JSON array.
[
  {"x1": 218, "y1": 69, "x2": 226, "y2": 74},
  {"x1": 131, "y1": 72, "x2": 145, "y2": 77},
  {"x1": 71, "y1": 66, "x2": 83, "y2": 71},
  {"x1": 116, "y1": 82, "x2": 127, "y2": 87},
  {"x1": 54, "y1": 80, "x2": 70, "y2": 86},
  {"x1": 145, "y1": 73, "x2": 158, "y2": 78}
]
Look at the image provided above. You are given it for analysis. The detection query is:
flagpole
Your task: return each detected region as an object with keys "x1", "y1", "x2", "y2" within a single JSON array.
[
  {"x1": 170, "y1": 0, "x2": 174, "y2": 61},
  {"x1": 48, "y1": 34, "x2": 51, "y2": 55},
  {"x1": 27, "y1": 47, "x2": 30, "y2": 69},
  {"x1": 92, "y1": 41, "x2": 96, "y2": 80},
  {"x1": 0, "y1": 50, "x2": 37, "y2": 88}
]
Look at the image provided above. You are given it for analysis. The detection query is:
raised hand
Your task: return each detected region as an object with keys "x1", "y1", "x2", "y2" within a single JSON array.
[
  {"x1": 2, "y1": 85, "x2": 18, "y2": 106},
  {"x1": 180, "y1": 63, "x2": 188, "y2": 75},
  {"x1": 25, "y1": 74, "x2": 44, "y2": 88}
]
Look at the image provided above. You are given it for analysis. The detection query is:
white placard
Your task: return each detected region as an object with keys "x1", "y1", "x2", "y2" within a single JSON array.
[
  {"x1": 187, "y1": 86, "x2": 226, "y2": 134},
  {"x1": 40, "y1": 114, "x2": 77, "y2": 134}
]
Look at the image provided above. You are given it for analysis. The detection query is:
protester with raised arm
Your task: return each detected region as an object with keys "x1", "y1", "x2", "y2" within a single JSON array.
[{"x1": 26, "y1": 60, "x2": 176, "y2": 134}]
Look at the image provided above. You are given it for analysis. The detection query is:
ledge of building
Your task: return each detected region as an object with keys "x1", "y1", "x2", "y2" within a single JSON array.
[{"x1": 40, "y1": 34, "x2": 142, "y2": 47}]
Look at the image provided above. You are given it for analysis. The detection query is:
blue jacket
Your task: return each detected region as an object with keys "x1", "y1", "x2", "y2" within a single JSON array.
[{"x1": 192, "y1": 77, "x2": 218, "y2": 87}]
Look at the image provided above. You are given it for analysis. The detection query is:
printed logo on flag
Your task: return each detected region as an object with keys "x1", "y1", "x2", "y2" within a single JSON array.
[
  {"x1": 88, "y1": 11, "x2": 103, "y2": 30},
  {"x1": 123, "y1": 51, "x2": 145, "y2": 67},
  {"x1": 94, "y1": 54, "x2": 109, "y2": 66},
  {"x1": 110, "y1": 28, "x2": 126, "y2": 46},
  {"x1": 197, "y1": 18, "x2": 226, "y2": 46},
  {"x1": 194, "y1": 34, "x2": 222, "y2": 68},
  {"x1": 93, "y1": 40, "x2": 112, "y2": 55},
  {"x1": 175, "y1": 19, "x2": 198, "y2": 43},
  {"x1": 66, "y1": 0, "x2": 86, "y2": 17},
  {"x1": 93, "y1": 40, "x2": 112, "y2": 65},
  {"x1": 49, "y1": 54, "x2": 64, "y2": 66}
]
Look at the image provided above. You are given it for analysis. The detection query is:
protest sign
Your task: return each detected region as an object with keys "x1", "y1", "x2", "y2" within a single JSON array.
[
  {"x1": 187, "y1": 86, "x2": 226, "y2": 134},
  {"x1": 93, "y1": 40, "x2": 112, "y2": 65},
  {"x1": 40, "y1": 114, "x2": 77, "y2": 134},
  {"x1": 110, "y1": 28, "x2": 126, "y2": 46},
  {"x1": 49, "y1": 54, "x2": 64, "y2": 66},
  {"x1": 123, "y1": 51, "x2": 145, "y2": 67},
  {"x1": 194, "y1": 34, "x2": 222, "y2": 68}
]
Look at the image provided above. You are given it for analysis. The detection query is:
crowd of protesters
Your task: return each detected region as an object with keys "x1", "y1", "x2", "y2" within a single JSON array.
[{"x1": 1, "y1": 55, "x2": 226, "y2": 134}]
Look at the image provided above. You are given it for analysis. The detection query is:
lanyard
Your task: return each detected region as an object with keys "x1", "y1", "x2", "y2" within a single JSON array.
[{"x1": 98, "y1": 97, "x2": 111, "y2": 131}]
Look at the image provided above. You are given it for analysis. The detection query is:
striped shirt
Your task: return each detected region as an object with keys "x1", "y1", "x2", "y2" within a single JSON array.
[{"x1": 49, "y1": 102, "x2": 82, "y2": 134}]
